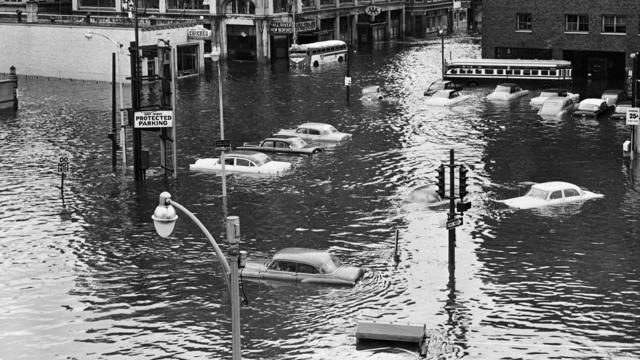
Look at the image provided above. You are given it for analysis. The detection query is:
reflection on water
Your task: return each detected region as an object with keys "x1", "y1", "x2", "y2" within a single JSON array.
[{"x1": 1, "y1": 34, "x2": 639, "y2": 359}]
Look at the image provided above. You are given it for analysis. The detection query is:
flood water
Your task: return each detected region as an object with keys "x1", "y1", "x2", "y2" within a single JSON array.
[{"x1": 1, "y1": 34, "x2": 640, "y2": 359}]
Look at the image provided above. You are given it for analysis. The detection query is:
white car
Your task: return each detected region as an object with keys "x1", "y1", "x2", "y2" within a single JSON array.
[
  {"x1": 573, "y1": 98, "x2": 610, "y2": 118},
  {"x1": 499, "y1": 181, "x2": 603, "y2": 209},
  {"x1": 486, "y1": 83, "x2": 530, "y2": 101},
  {"x1": 189, "y1": 151, "x2": 291, "y2": 175},
  {"x1": 360, "y1": 85, "x2": 383, "y2": 102},
  {"x1": 601, "y1": 89, "x2": 628, "y2": 109},
  {"x1": 424, "y1": 89, "x2": 471, "y2": 106},
  {"x1": 537, "y1": 96, "x2": 576, "y2": 117},
  {"x1": 275, "y1": 122, "x2": 352, "y2": 144},
  {"x1": 530, "y1": 88, "x2": 579, "y2": 107}
]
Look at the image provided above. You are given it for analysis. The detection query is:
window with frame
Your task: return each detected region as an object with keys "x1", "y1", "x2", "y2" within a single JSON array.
[
  {"x1": 563, "y1": 188, "x2": 580, "y2": 197},
  {"x1": 549, "y1": 191, "x2": 563, "y2": 200},
  {"x1": 565, "y1": 14, "x2": 588, "y2": 32},
  {"x1": 516, "y1": 13, "x2": 532, "y2": 31},
  {"x1": 602, "y1": 15, "x2": 626, "y2": 33},
  {"x1": 297, "y1": 263, "x2": 319, "y2": 274}
]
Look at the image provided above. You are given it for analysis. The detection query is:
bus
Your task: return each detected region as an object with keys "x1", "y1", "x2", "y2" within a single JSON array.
[
  {"x1": 444, "y1": 58, "x2": 573, "y2": 86},
  {"x1": 289, "y1": 40, "x2": 348, "y2": 69}
]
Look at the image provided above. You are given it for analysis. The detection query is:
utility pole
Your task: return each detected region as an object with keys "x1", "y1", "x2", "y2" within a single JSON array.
[
  {"x1": 110, "y1": 52, "x2": 118, "y2": 170},
  {"x1": 225, "y1": 216, "x2": 242, "y2": 360},
  {"x1": 346, "y1": 15, "x2": 352, "y2": 105},
  {"x1": 447, "y1": 149, "x2": 456, "y2": 275}
]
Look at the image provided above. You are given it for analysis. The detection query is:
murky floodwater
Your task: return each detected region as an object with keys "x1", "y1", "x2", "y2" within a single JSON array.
[{"x1": 1, "y1": 34, "x2": 639, "y2": 359}]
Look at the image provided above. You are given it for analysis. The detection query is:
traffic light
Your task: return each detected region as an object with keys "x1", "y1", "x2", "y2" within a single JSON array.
[
  {"x1": 436, "y1": 165, "x2": 446, "y2": 199},
  {"x1": 459, "y1": 165, "x2": 469, "y2": 199},
  {"x1": 456, "y1": 201, "x2": 471, "y2": 213}
]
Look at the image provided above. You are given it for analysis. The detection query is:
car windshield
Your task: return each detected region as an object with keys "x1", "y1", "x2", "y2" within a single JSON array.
[
  {"x1": 249, "y1": 153, "x2": 271, "y2": 166},
  {"x1": 542, "y1": 100, "x2": 563, "y2": 111},
  {"x1": 579, "y1": 101, "x2": 599, "y2": 110},
  {"x1": 320, "y1": 255, "x2": 342, "y2": 273},
  {"x1": 526, "y1": 187, "x2": 549, "y2": 200},
  {"x1": 495, "y1": 85, "x2": 511, "y2": 93}
]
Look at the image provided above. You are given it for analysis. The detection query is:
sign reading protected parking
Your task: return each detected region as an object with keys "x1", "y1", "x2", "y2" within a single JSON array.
[{"x1": 134, "y1": 110, "x2": 174, "y2": 128}]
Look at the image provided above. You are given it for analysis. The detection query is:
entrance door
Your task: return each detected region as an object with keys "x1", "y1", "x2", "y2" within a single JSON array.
[{"x1": 588, "y1": 57, "x2": 608, "y2": 80}]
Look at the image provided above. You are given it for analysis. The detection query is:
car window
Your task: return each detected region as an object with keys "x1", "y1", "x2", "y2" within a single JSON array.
[
  {"x1": 236, "y1": 158, "x2": 250, "y2": 167},
  {"x1": 308, "y1": 129, "x2": 321, "y2": 135},
  {"x1": 224, "y1": 158, "x2": 234, "y2": 166},
  {"x1": 298, "y1": 263, "x2": 319, "y2": 274},
  {"x1": 295, "y1": 128, "x2": 307, "y2": 134},
  {"x1": 526, "y1": 188, "x2": 548, "y2": 200},
  {"x1": 262, "y1": 140, "x2": 275, "y2": 147},
  {"x1": 564, "y1": 188, "x2": 580, "y2": 197},
  {"x1": 268, "y1": 260, "x2": 296, "y2": 272},
  {"x1": 276, "y1": 141, "x2": 288, "y2": 149},
  {"x1": 549, "y1": 191, "x2": 563, "y2": 200}
]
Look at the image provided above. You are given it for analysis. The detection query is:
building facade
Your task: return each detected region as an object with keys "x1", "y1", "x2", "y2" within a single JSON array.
[{"x1": 482, "y1": 0, "x2": 640, "y2": 87}]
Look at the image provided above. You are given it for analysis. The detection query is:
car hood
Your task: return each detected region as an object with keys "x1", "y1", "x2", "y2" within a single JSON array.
[
  {"x1": 500, "y1": 196, "x2": 547, "y2": 209},
  {"x1": 333, "y1": 266, "x2": 364, "y2": 284},
  {"x1": 259, "y1": 161, "x2": 292, "y2": 173}
]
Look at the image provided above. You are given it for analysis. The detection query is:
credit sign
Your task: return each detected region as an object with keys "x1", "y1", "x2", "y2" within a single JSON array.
[{"x1": 134, "y1": 110, "x2": 174, "y2": 128}]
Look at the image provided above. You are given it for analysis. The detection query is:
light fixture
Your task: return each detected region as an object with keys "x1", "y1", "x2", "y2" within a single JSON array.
[{"x1": 152, "y1": 192, "x2": 178, "y2": 238}]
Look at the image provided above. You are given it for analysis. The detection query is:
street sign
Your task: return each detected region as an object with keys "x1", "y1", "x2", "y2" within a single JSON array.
[
  {"x1": 215, "y1": 139, "x2": 231, "y2": 151},
  {"x1": 134, "y1": 110, "x2": 174, "y2": 128},
  {"x1": 626, "y1": 107, "x2": 640, "y2": 126},
  {"x1": 446, "y1": 216, "x2": 463, "y2": 230},
  {"x1": 365, "y1": 5, "x2": 381, "y2": 16},
  {"x1": 344, "y1": 77, "x2": 352, "y2": 86},
  {"x1": 57, "y1": 156, "x2": 69, "y2": 173}
]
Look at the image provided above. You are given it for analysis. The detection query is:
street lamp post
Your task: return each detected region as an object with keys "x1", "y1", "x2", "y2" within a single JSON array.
[
  {"x1": 152, "y1": 192, "x2": 242, "y2": 359},
  {"x1": 438, "y1": 28, "x2": 445, "y2": 81},
  {"x1": 206, "y1": 47, "x2": 227, "y2": 198},
  {"x1": 85, "y1": 31, "x2": 127, "y2": 171}
]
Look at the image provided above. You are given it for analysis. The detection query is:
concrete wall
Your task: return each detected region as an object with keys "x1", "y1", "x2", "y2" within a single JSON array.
[{"x1": 0, "y1": 23, "x2": 195, "y2": 81}]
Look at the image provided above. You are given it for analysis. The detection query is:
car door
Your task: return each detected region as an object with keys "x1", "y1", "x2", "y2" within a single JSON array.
[
  {"x1": 295, "y1": 262, "x2": 322, "y2": 283},
  {"x1": 274, "y1": 140, "x2": 289, "y2": 153},
  {"x1": 265, "y1": 260, "x2": 297, "y2": 282},
  {"x1": 223, "y1": 157, "x2": 236, "y2": 172},
  {"x1": 548, "y1": 190, "x2": 564, "y2": 205},
  {"x1": 235, "y1": 158, "x2": 252, "y2": 173},
  {"x1": 295, "y1": 128, "x2": 310, "y2": 142},
  {"x1": 307, "y1": 128, "x2": 321, "y2": 141},
  {"x1": 563, "y1": 188, "x2": 581, "y2": 202},
  {"x1": 261, "y1": 140, "x2": 276, "y2": 152}
]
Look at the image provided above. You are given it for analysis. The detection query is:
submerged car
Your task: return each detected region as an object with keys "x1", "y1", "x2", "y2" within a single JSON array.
[
  {"x1": 241, "y1": 247, "x2": 365, "y2": 286},
  {"x1": 537, "y1": 96, "x2": 576, "y2": 117},
  {"x1": 499, "y1": 181, "x2": 603, "y2": 209},
  {"x1": 424, "y1": 80, "x2": 462, "y2": 96},
  {"x1": 275, "y1": 122, "x2": 352, "y2": 144},
  {"x1": 530, "y1": 88, "x2": 579, "y2": 107},
  {"x1": 610, "y1": 101, "x2": 632, "y2": 120},
  {"x1": 189, "y1": 150, "x2": 291, "y2": 175},
  {"x1": 236, "y1": 135, "x2": 323, "y2": 156},
  {"x1": 573, "y1": 98, "x2": 610, "y2": 118},
  {"x1": 601, "y1": 89, "x2": 628, "y2": 109},
  {"x1": 424, "y1": 89, "x2": 471, "y2": 106},
  {"x1": 360, "y1": 85, "x2": 384, "y2": 102},
  {"x1": 486, "y1": 83, "x2": 530, "y2": 101}
]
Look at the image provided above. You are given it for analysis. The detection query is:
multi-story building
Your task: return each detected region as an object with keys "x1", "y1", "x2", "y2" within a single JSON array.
[{"x1": 482, "y1": 0, "x2": 640, "y2": 87}]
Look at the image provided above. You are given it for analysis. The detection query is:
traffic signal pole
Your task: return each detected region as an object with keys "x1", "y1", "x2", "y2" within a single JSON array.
[{"x1": 447, "y1": 149, "x2": 456, "y2": 276}]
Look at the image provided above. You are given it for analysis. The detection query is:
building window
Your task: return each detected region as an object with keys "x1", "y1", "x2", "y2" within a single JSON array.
[
  {"x1": 565, "y1": 14, "x2": 588, "y2": 32},
  {"x1": 516, "y1": 13, "x2": 532, "y2": 31},
  {"x1": 602, "y1": 15, "x2": 626, "y2": 33},
  {"x1": 167, "y1": 0, "x2": 207, "y2": 9},
  {"x1": 79, "y1": 0, "x2": 115, "y2": 8},
  {"x1": 225, "y1": 0, "x2": 255, "y2": 14}
]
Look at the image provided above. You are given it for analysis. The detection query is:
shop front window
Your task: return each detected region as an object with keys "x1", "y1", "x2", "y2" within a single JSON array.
[
  {"x1": 167, "y1": 0, "x2": 208, "y2": 9},
  {"x1": 79, "y1": 0, "x2": 115, "y2": 8}
]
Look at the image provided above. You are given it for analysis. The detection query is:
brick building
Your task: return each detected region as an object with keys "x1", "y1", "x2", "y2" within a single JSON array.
[{"x1": 482, "y1": 0, "x2": 640, "y2": 87}]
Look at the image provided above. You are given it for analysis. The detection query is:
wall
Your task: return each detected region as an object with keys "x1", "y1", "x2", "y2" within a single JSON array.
[
  {"x1": 482, "y1": 0, "x2": 640, "y2": 63},
  {"x1": 0, "y1": 23, "x2": 195, "y2": 82}
]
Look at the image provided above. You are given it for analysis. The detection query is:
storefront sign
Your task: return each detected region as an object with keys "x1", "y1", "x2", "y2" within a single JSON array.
[
  {"x1": 134, "y1": 110, "x2": 174, "y2": 128},
  {"x1": 365, "y1": 5, "x2": 381, "y2": 16},
  {"x1": 187, "y1": 26, "x2": 212, "y2": 40},
  {"x1": 270, "y1": 20, "x2": 317, "y2": 34}
]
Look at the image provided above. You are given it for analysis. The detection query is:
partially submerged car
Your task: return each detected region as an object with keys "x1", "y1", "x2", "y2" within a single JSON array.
[
  {"x1": 404, "y1": 185, "x2": 447, "y2": 207},
  {"x1": 610, "y1": 101, "x2": 632, "y2": 120},
  {"x1": 275, "y1": 122, "x2": 352, "y2": 144},
  {"x1": 360, "y1": 85, "x2": 384, "y2": 102},
  {"x1": 499, "y1": 181, "x2": 603, "y2": 209},
  {"x1": 242, "y1": 247, "x2": 364, "y2": 286},
  {"x1": 573, "y1": 98, "x2": 610, "y2": 118},
  {"x1": 537, "y1": 96, "x2": 576, "y2": 117},
  {"x1": 189, "y1": 150, "x2": 291, "y2": 175},
  {"x1": 530, "y1": 88, "x2": 579, "y2": 107},
  {"x1": 486, "y1": 83, "x2": 529, "y2": 101},
  {"x1": 424, "y1": 89, "x2": 471, "y2": 106},
  {"x1": 424, "y1": 80, "x2": 462, "y2": 96},
  {"x1": 601, "y1": 89, "x2": 628, "y2": 109},
  {"x1": 236, "y1": 135, "x2": 323, "y2": 156}
]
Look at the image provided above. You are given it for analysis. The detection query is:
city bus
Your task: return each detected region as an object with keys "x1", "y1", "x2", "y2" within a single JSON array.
[
  {"x1": 289, "y1": 40, "x2": 348, "y2": 69},
  {"x1": 444, "y1": 58, "x2": 573, "y2": 86}
]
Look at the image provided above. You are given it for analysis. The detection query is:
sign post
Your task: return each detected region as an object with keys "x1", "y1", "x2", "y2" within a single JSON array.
[{"x1": 58, "y1": 156, "x2": 69, "y2": 204}]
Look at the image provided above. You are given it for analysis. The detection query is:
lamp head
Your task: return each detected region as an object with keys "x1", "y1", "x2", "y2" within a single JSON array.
[
  {"x1": 207, "y1": 47, "x2": 221, "y2": 62},
  {"x1": 152, "y1": 191, "x2": 178, "y2": 238}
]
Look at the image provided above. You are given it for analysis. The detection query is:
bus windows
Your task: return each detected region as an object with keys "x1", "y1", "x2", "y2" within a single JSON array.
[
  {"x1": 550, "y1": 70, "x2": 557, "y2": 76},
  {"x1": 496, "y1": 69, "x2": 503, "y2": 75},
  {"x1": 485, "y1": 69, "x2": 494, "y2": 75},
  {"x1": 523, "y1": 69, "x2": 531, "y2": 76},
  {"x1": 540, "y1": 70, "x2": 548, "y2": 76}
]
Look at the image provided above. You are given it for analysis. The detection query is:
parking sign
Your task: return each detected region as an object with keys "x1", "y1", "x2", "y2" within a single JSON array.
[{"x1": 626, "y1": 107, "x2": 640, "y2": 126}]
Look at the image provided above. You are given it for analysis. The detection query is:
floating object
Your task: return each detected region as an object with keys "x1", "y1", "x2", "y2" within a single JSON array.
[{"x1": 355, "y1": 321, "x2": 425, "y2": 345}]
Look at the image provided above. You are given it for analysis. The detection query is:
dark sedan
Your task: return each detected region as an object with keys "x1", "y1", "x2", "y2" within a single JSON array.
[{"x1": 236, "y1": 135, "x2": 323, "y2": 156}]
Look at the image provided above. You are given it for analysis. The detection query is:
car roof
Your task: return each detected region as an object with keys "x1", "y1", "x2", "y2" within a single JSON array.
[
  {"x1": 540, "y1": 88, "x2": 567, "y2": 94},
  {"x1": 298, "y1": 122, "x2": 335, "y2": 130},
  {"x1": 270, "y1": 134, "x2": 299, "y2": 139},
  {"x1": 544, "y1": 96, "x2": 571, "y2": 104},
  {"x1": 580, "y1": 98, "x2": 605, "y2": 104},
  {"x1": 532, "y1": 181, "x2": 580, "y2": 191},
  {"x1": 273, "y1": 247, "x2": 335, "y2": 267},
  {"x1": 225, "y1": 150, "x2": 271, "y2": 160},
  {"x1": 263, "y1": 136, "x2": 295, "y2": 143}
]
